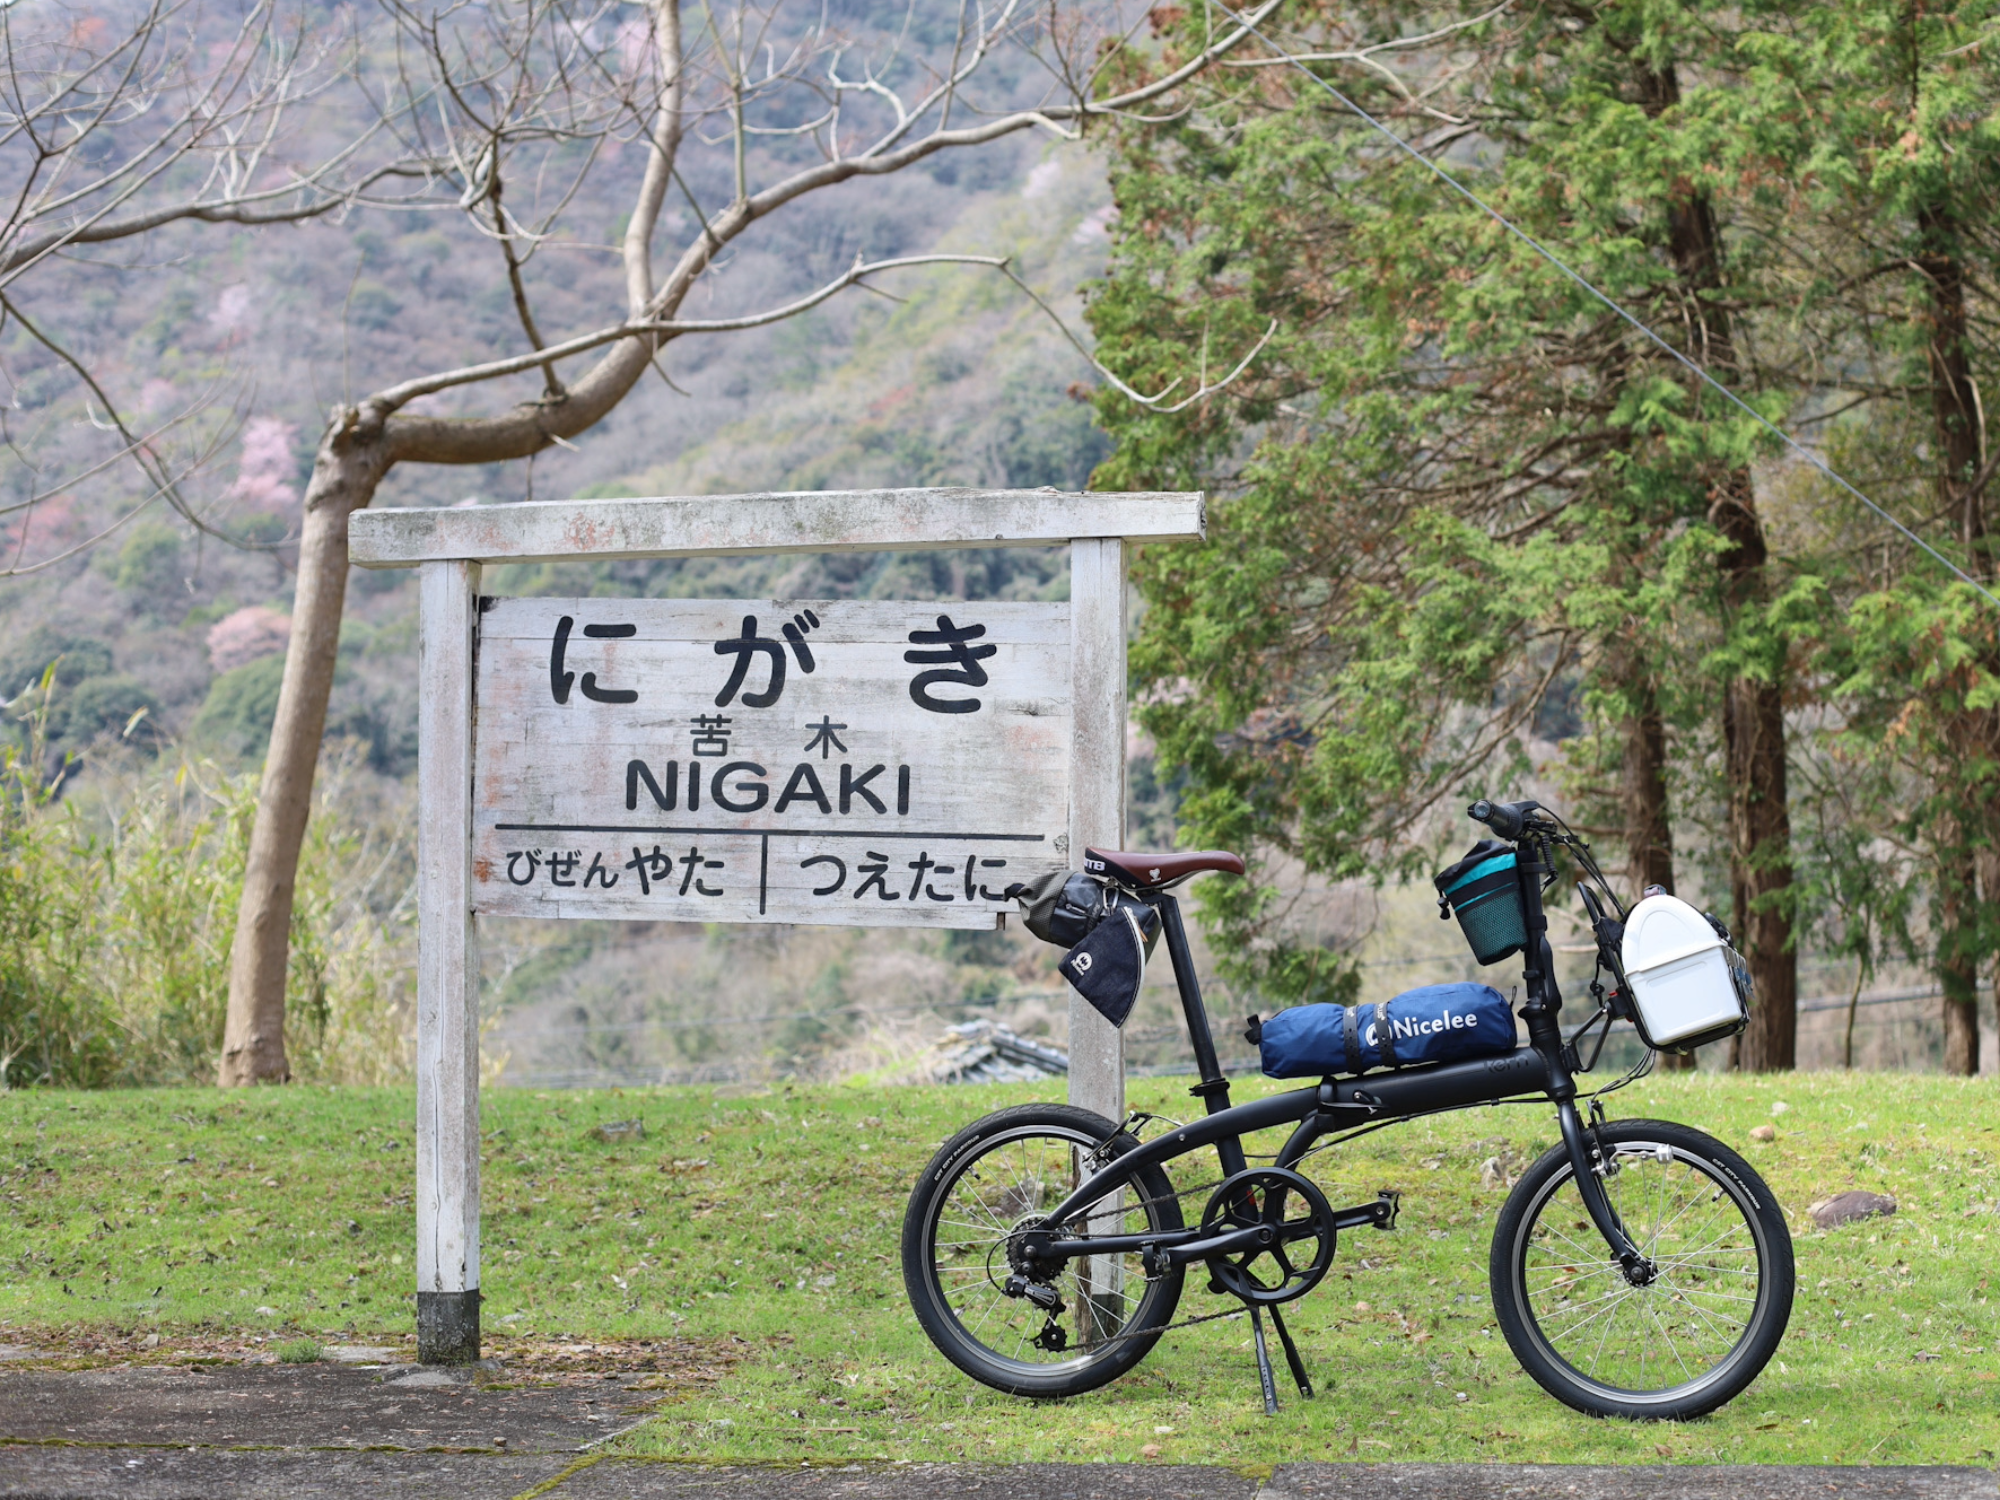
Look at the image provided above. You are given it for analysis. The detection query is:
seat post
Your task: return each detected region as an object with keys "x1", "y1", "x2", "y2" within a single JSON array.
[{"x1": 1158, "y1": 896, "x2": 1233, "y2": 1116}]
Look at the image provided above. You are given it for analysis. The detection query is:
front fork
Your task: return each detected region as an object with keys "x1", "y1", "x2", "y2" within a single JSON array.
[{"x1": 1557, "y1": 1098, "x2": 1655, "y2": 1285}]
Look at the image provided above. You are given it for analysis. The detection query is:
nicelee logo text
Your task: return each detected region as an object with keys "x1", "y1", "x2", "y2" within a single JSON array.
[{"x1": 1365, "y1": 1007, "x2": 1481, "y2": 1049}]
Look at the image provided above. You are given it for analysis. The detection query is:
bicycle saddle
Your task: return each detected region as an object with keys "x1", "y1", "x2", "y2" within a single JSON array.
[{"x1": 1084, "y1": 847, "x2": 1246, "y2": 889}]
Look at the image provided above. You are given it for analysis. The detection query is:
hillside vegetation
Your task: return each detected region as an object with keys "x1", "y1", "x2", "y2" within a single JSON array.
[{"x1": 0, "y1": 136, "x2": 1154, "y2": 1088}]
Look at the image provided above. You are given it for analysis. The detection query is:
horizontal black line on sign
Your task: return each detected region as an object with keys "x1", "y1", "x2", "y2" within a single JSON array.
[{"x1": 490, "y1": 824, "x2": 1047, "y2": 842}]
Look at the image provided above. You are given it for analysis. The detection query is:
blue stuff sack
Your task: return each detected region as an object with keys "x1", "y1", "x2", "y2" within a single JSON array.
[{"x1": 1251, "y1": 983, "x2": 1517, "y2": 1079}]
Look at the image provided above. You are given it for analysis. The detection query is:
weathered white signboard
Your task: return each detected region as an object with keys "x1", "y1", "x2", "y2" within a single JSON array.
[
  {"x1": 472, "y1": 597, "x2": 1070, "y2": 927},
  {"x1": 348, "y1": 487, "x2": 1204, "y2": 1367}
]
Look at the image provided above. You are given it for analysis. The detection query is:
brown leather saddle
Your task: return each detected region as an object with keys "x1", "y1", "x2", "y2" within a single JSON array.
[{"x1": 1083, "y1": 847, "x2": 1246, "y2": 890}]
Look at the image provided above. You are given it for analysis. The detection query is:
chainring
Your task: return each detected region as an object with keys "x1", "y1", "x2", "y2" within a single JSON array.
[{"x1": 1198, "y1": 1166, "x2": 1335, "y2": 1306}]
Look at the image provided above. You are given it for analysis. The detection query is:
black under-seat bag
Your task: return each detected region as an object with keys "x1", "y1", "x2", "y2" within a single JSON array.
[{"x1": 1009, "y1": 869, "x2": 1161, "y2": 1028}]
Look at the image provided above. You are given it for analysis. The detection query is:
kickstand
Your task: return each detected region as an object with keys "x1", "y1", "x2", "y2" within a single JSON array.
[
  {"x1": 1267, "y1": 1302, "x2": 1314, "y2": 1398},
  {"x1": 1249, "y1": 1305, "x2": 1280, "y2": 1415}
]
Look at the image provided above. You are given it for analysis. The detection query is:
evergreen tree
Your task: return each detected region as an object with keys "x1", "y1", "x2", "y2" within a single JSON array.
[{"x1": 1089, "y1": 2, "x2": 1810, "y2": 1057}]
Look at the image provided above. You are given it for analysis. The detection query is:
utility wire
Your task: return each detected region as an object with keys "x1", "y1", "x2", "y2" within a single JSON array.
[{"x1": 1207, "y1": 3, "x2": 2000, "y2": 611}]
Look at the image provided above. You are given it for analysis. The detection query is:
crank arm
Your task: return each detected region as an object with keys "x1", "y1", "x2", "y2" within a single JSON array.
[{"x1": 1330, "y1": 1192, "x2": 1399, "y2": 1233}]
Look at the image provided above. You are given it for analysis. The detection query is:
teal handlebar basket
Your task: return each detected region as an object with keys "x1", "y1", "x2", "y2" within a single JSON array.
[{"x1": 1434, "y1": 840, "x2": 1528, "y2": 965}]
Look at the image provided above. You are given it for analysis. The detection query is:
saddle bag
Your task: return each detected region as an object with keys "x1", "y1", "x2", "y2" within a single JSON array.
[
  {"x1": 1009, "y1": 869, "x2": 1161, "y2": 1029},
  {"x1": 1247, "y1": 982, "x2": 1517, "y2": 1080}
]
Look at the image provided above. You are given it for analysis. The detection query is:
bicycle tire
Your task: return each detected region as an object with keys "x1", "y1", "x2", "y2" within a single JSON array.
[
  {"x1": 1490, "y1": 1117, "x2": 1794, "y2": 1420},
  {"x1": 901, "y1": 1103, "x2": 1185, "y2": 1398}
]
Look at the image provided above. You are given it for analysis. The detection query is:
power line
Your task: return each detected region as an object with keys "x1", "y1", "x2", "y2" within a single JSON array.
[{"x1": 1208, "y1": 4, "x2": 2000, "y2": 611}]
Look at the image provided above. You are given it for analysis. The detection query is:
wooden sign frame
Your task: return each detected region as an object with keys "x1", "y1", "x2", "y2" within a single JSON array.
[{"x1": 349, "y1": 487, "x2": 1204, "y2": 1364}]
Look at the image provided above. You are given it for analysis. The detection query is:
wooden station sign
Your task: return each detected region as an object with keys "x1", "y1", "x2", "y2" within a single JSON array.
[
  {"x1": 347, "y1": 487, "x2": 1204, "y2": 1366},
  {"x1": 472, "y1": 597, "x2": 1069, "y2": 928}
]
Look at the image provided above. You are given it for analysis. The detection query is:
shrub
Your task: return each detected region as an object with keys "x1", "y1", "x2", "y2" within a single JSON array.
[
  {"x1": 111, "y1": 522, "x2": 185, "y2": 606},
  {"x1": 190, "y1": 655, "x2": 286, "y2": 761},
  {"x1": 0, "y1": 629, "x2": 113, "y2": 699},
  {"x1": 0, "y1": 691, "x2": 412, "y2": 1088}
]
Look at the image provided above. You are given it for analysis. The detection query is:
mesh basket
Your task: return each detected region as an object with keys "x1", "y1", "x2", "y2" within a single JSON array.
[{"x1": 1434, "y1": 842, "x2": 1527, "y2": 966}]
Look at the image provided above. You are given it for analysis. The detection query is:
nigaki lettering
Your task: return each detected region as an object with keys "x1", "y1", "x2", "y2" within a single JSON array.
[
  {"x1": 775, "y1": 763, "x2": 831, "y2": 814},
  {"x1": 624, "y1": 760, "x2": 906, "y2": 817},
  {"x1": 904, "y1": 614, "x2": 996, "y2": 714},
  {"x1": 627, "y1": 760, "x2": 679, "y2": 812},
  {"x1": 710, "y1": 761, "x2": 768, "y2": 814},
  {"x1": 713, "y1": 613, "x2": 819, "y2": 708},
  {"x1": 549, "y1": 616, "x2": 639, "y2": 705}
]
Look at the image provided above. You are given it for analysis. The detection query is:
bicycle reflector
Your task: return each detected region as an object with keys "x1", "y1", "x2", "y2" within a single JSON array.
[{"x1": 1434, "y1": 840, "x2": 1528, "y2": 965}]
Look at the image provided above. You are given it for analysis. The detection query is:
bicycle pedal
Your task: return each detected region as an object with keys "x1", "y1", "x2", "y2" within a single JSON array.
[{"x1": 1375, "y1": 1191, "x2": 1400, "y2": 1230}]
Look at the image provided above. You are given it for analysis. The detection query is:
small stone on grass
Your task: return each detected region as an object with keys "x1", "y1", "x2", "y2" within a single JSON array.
[
  {"x1": 324, "y1": 1345, "x2": 398, "y2": 1364},
  {"x1": 1808, "y1": 1190, "x2": 1897, "y2": 1229}
]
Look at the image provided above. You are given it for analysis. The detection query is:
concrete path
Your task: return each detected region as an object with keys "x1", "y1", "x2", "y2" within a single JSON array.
[
  {"x1": 0, "y1": 1360, "x2": 646, "y2": 1452},
  {"x1": 1, "y1": 1454, "x2": 1993, "y2": 1500},
  {"x1": 1, "y1": 1363, "x2": 1993, "y2": 1499}
]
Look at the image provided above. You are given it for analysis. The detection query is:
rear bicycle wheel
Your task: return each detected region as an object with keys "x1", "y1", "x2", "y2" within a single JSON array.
[
  {"x1": 901, "y1": 1103, "x2": 1185, "y2": 1398},
  {"x1": 1490, "y1": 1118, "x2": 1793, "y2": 1419}
]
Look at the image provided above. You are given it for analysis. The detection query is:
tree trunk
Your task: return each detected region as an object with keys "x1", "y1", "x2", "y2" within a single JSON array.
[
  {"x1": 1720, "y1": 640, "x2": 1797, "y2": 1072},
  {"x1": 1918, "y1": 201, "x2": 1989, "y2": 1076},
  {"x1": 1621, "y1": 673, "x2": 1674, "y2": 897},
  {"x1": 1619, "y1": 669, "x2": 1696, "y2": 1069},
  {"x1": 1634, "y1": 58, "x2": 1798, "y2": 1068},
  {"x1": 1660, "y1": 162, "x2": 1797, "y2": 1068},
  {"x1": 1940, "y1": 837, "x2": 1981, "y2": 1075},
  {"x1": 218, "y1": 411, "x2": 392, "y2": 1085}
]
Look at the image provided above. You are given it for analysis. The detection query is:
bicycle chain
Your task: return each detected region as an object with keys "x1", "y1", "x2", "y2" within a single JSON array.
[
  {"x1": 996, "y1": 1119, "x2": 1347, "y2": 1354},
  {"x1": 1021, "y1": 1136, "x2": 1299, "y2": 1354}
]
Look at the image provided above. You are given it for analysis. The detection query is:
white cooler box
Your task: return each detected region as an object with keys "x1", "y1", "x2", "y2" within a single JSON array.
[{"x1": 1618, "y1": 894, "x2": 1752, "y2": 1051}]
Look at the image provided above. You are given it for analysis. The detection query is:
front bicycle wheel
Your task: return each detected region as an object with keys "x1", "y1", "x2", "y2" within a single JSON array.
[
  {"x1": 901, "y1": 1103, "x2": 1185, "y2": 1398},
  {"x1": 1491, "y1": 1118, "x2": 1793, "y2": 1420}
]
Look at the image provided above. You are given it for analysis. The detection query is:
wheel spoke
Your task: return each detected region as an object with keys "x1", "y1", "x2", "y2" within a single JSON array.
[
  {"x1": 1514, "y1": 1142, "x2": 1776, "y2": 1402},
  {"x1": 921, "y1": 1122, "x2": 1178, "y2": 1375}
]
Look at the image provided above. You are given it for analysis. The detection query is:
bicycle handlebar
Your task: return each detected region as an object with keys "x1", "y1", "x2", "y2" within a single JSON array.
[{"x1": 1468, "y1": 798, "x2": 1542, "y2": 840}]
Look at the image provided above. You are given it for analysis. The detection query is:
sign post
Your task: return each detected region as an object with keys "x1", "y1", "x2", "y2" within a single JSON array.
[{"x1": 351, "y1": 488, "x2": 1202, "y2": 1364}]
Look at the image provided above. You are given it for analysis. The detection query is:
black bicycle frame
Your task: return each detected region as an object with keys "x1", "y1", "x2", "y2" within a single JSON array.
[{"x1": 1035, "y1": 832, "x2": 1652, "y2": 1278}]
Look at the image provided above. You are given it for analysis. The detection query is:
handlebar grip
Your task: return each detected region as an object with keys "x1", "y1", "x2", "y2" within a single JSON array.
[{"x1": 1468, "y1": 799, "x2": 1525, "y2": 839}]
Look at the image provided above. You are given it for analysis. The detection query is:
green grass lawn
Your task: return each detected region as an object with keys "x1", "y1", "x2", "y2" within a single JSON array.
[{"x1": 2, "y1": 1071, "x2": 1995, "y2": 1467}]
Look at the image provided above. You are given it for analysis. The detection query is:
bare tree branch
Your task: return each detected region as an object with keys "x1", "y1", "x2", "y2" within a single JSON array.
[{"x1": 370, "y1": 251, "x2": 1009, "y2": 410}]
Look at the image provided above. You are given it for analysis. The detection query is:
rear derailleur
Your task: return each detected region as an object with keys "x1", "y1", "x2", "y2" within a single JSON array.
[{"x1": 1003, "y1": 1222, "x2": 1069, "y2": 1351}]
